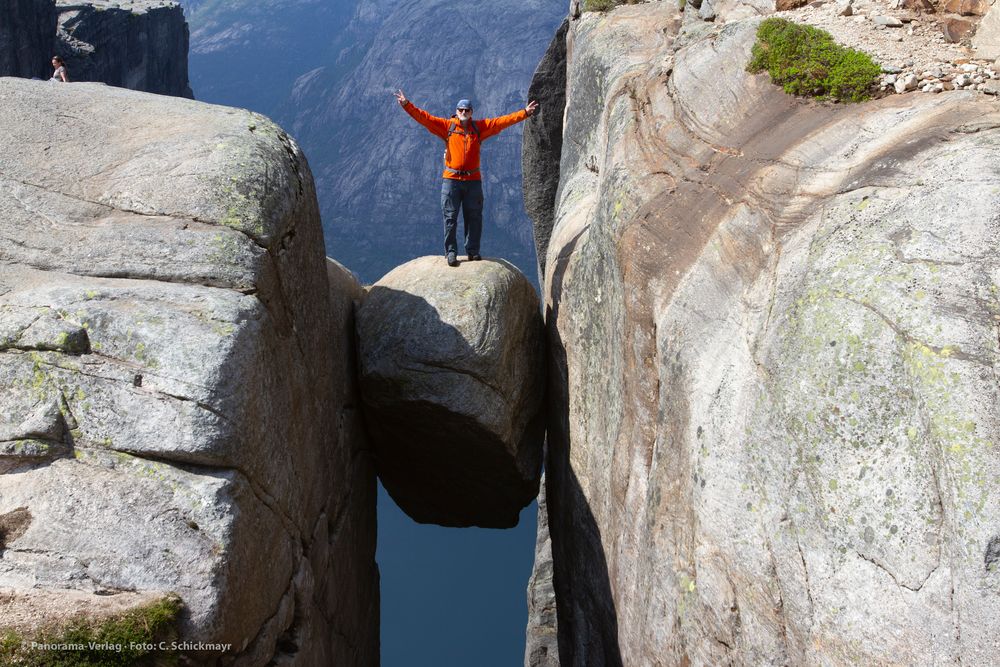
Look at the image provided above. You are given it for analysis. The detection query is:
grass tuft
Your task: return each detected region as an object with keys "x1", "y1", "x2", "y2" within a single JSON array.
[
  {"x1": 747, "y1": 18, "x2": 881, "y2": 102},
  {"x1": 583, "y1": 0, "x2": 641, "y2": 12},
  {"x1": 0, "y1": 594, "x2": 183, "y2": 666}
]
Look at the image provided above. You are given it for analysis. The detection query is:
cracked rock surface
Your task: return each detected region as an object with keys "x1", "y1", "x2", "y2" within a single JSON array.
[
  {"x1": 527, "y1": 4, "x2": 1000, "y2": 665},
  {"x1": 357, "y1": 255, "x2": 545, "y2": 528},
  {"x1": 0, "y1": 79, "x2": 377, "y2": 665}
]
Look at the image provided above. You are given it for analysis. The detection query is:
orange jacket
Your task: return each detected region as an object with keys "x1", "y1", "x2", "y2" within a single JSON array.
[{"x1": 403, "y1": 101, "x2": 530, "y2": 181}]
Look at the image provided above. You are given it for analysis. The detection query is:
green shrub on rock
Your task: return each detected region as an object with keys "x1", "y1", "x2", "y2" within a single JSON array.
[
  {"x1": 747, "y1": 18, "x2": 881, "y2": 102},
  {"x1": 583, "y1": 0, "x2": 641, "y2": 12}
]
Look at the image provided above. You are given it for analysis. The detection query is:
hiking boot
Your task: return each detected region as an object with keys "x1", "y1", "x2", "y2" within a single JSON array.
[
  {"x1": 447, "y1": 252, "x2": 459, "y2": 267},
  {"x1": 469, "y1": 254, "x2": 482, "y2": 261}
]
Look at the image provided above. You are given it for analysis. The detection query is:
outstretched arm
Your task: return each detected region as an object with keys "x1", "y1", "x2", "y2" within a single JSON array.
[
  {"x1": 478, "y1": 100, "x2": 540, "y2": 138},
  {"x1": 395, "y1": 89, "x2": 449, "y2": 139}
]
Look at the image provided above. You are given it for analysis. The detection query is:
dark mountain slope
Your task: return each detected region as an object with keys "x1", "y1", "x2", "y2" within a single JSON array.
[{"x1": 182, "y1": 0, "x2": 564, "y2": 282}]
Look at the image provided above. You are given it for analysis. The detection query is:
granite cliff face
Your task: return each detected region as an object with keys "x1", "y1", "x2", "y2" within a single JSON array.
[
  {"x1": 0, "y1": 79, "x2": 375, "y2": 664},
  {"x1": 0, "y1": 0, "x2": 57, "y2": 80},
  {"x1": 0, "y1": 0, "x2": 192, "y2": 97},
  {"x1": 55, "y1": 0, "x2": 193, "y2": 97},
  {"x1": 525, "y1": 3, "x2": 1000, "y2": 664}
]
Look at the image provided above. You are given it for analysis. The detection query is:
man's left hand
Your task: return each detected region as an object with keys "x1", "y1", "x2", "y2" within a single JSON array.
[{"x1": 526, "y1": 100, "x2": 539, "y2": 116}]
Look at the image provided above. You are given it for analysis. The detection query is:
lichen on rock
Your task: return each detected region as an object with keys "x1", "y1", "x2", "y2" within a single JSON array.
[
  {"x1": 525, "y1": 3, "x2": 1000, "y2": 663},
  {"x1": 0, "y1": 78, "x2": 377, "y2": 664}
]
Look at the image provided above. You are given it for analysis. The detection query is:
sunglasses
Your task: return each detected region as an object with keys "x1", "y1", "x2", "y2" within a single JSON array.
[{"x1": 456, "y1": 108, "x2": 471, "y2": 113}]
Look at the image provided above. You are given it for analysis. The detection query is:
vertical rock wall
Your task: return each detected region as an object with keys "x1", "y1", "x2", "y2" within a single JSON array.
[
  {"x1": 523, "y1": 480, "x2": 560, "y2": 667},
  {"x1": 523, "y1": 18, "x2": 569, "y2": 284},
  {"x1": 55, "y1": 0, "x2": 193, "y2": 97},
  {"x1": 527, "y1": 4, "x2": 1000, "y2": 664},
  {"x1": 0, "y1": 79, "x2": 375, "y2": 665},
  {"x1": 0, "y1": 0, "x2": 57, "y2": 79},
  {"x1": 0, "y1": 0, "x2": 193, "y2": 97}
]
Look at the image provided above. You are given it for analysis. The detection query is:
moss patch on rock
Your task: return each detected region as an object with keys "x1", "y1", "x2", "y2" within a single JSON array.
[
  {"x1": 0, "y1": 594, "x2": 183, "y2": 666},
  {"x1": 747, "y1": 17, "x2": 881, "y2": 102}
]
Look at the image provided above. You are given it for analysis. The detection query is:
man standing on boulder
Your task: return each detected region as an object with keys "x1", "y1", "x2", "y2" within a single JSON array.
[{"x1": 395, "y1": 90, "x2": 538, "y2": 267}]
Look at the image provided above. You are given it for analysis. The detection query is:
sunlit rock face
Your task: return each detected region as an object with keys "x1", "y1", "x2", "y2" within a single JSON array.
[
  {"x1": 0, "y1": 79, "x2": 377, "y2": 666},
  {"x1": 357, "y1": 256, "x2": 546, "y2": 529},
  {"x1": 525, "y1": 5, "x2": 1000, "y2": 665}
]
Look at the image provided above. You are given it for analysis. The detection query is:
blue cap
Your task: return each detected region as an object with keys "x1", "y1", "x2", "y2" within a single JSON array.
[{"x1": 456, "y1": 99, "x2": 472, "y2": 110}]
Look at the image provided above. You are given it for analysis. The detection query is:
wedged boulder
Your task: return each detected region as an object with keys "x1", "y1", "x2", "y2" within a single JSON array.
[
  {"x1": 0, "y1": 79, "x2": 377, "y2": 665},
  {"x1": 357, "y1": 256, "x2": 545, "y2": 528}
]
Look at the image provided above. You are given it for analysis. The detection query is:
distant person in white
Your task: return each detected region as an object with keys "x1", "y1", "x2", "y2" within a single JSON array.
[{"x1": 50, "y1": 56, "x2": 68, "y2": 82}]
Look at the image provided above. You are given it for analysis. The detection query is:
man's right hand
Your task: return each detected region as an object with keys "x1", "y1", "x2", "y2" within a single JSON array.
[{"x1": 395, "y1": 90, "x2": 408, "y2": 107}]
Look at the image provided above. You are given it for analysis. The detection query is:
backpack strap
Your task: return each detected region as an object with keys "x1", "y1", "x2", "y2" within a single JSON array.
[
  {"x1": 443, "y1": 120, "x2": 481, "y2": 176},
  {"x1": 447, "y1": 119, "x2": 480, "y2": 139}
]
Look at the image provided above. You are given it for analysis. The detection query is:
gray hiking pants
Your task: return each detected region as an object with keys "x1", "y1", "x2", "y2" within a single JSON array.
[{"x1": 441, "y1": 179, "x2": 484, "y2": 256}]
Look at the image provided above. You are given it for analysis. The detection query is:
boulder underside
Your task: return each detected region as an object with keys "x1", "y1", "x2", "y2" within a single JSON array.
[{"x1": 357, "y1": 256, "x2": 546, "y2": 529}]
